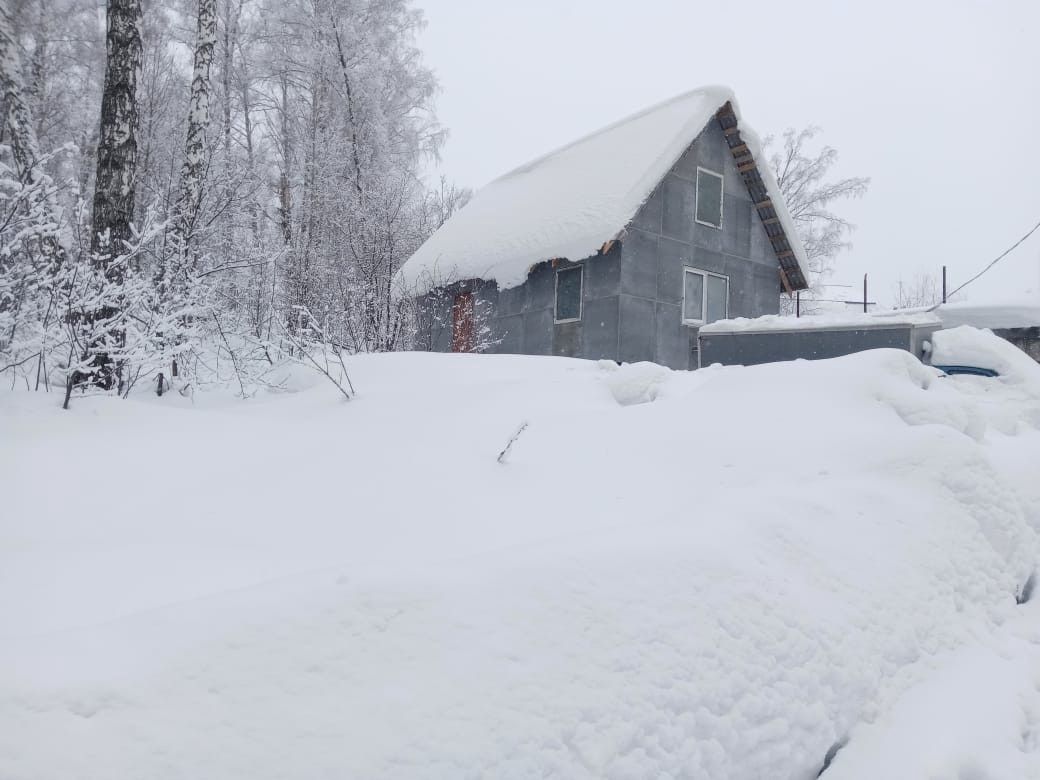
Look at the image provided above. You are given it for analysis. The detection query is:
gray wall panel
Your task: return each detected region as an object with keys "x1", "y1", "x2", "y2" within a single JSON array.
[
  {"x1": 618, "y1": 295, "x2": 656, "y2": 364},
  {"x1": 583, "y1": 297, "x2": 620, "y2": 360},
  {"x1": 699, "y1": 327, "x2": 918, "y2": 367}
]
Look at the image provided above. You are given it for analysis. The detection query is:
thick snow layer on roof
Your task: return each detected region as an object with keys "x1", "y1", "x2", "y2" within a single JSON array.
[
  {"x1": 397, "y1": 86, "x2": 810, "y2": 296},
  {"x1": 700, "y1": 310, "x2": 942, "y2": 335},
  {"x1": 935, "y1": 298, "x2": 1040, "y2": 330}
]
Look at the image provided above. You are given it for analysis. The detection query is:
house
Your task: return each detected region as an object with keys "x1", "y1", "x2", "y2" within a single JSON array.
[{"x1": 396, "y1": 86, "x2": 811, "y2": 370}]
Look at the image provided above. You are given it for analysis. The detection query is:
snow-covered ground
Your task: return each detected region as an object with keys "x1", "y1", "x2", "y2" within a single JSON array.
[{"x1": 3, "y1": 334, "x2": 1040, "y2": 778}]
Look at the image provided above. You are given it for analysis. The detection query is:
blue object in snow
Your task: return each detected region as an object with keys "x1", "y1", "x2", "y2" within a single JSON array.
[{"x1": 932, "y1": 364, "x2": 1000, "y2": 378}]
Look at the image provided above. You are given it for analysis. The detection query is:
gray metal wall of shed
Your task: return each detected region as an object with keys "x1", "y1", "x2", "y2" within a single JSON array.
[
  {"x1": 994, "y1": 327, "x2": 1040, "y2": 363},
  {"x1": 698, "y1": 325, "x2": 939, "y2": 367},
  {"x1": 416, "y1": 120, "x2": 783, "y2": 368}
]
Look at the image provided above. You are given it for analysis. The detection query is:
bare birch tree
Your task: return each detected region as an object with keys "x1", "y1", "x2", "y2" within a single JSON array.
[
  {"x1": 0, "y1": 0, "x2": 66, "y2": 267},
  {"x1": 892, "y1": 273, "x2": 943, "y2": 309},
  {"x1": 0, "y1": 1, "x2": 62, "y2": 388},
  {"x1": 0, "y1": 4, "x2": 44, "y2": 185},
  {"x1": 86, "y1": 0, "x2": 142, "y2": 389},
  {"x1": 766, "y1": 127, "x2": 869, "y2": 313},
  {"x1": 172, "y1": 0, "x2": 216, "y2": 252}
]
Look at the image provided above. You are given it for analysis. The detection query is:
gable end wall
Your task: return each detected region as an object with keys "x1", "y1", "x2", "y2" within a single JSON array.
[{"x1": 619, "y1": 120, "x2": 782, "y2": 368}]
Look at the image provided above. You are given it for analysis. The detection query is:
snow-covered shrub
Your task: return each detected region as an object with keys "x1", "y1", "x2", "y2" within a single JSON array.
[{"x1": 0, "y1": 147, "x2": 74, "y2": 390}]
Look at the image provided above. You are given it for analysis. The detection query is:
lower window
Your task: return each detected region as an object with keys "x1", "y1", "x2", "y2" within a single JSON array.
[
  {"x1": 554, "y1": 265, "x2": 583, "y2": 322},
  {"x1": 682, "y1": 268, "x2": 728, "y2": 325}
]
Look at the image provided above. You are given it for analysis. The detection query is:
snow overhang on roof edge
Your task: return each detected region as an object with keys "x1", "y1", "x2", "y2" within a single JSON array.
[{"x1": 396, "y1": 86, "x2": 812, "y2": 298}]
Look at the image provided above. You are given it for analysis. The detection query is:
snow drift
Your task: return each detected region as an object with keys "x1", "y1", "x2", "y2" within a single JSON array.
[
  {"x1": 1, "y1": 346, "x2": 1039, "y2": 778},
  {"x1": 931, "y1": 324, "x2": 1040, "y2": 385}
]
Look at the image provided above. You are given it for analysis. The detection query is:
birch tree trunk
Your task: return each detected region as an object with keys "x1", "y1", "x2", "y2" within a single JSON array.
[
  {"x1": 0, "y1": 1, "x2": 43, "y2": 184},
  {"x1": 330, "y1": 13, "x2": 362, "y2": 203},
  {"x1": 218, "y1": 0, "x2": 239, "y2": 269},
  {"x1": 152, "y1": 0, "x2": 217, "y2": 380},
  {"x1": 0, "y1": 0, "x2": 66, "y2": 270},
  {"x1": 87, "y1": 0, "x2": 142, "y2": 389},
  {"x1": 277, "y1": 70, "x2": 292, "y2": 245},
  {"x1": 172, "y1": 0, "x2": 217, "y2": 255},
  {"x1": 91, "y1": 0, "x2": 142, "y2": 266}
]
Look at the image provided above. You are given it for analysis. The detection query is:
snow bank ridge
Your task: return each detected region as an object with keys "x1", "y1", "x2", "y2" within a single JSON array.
[{"x1": 3, "y1": 346, "x2": 1040, "y2": 778}]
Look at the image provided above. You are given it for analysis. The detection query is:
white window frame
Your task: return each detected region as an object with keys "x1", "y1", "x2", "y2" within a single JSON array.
[
  {"x1": 695, "y1": 166, "x2": 725, "y2": 229},
  {"x1": 554, "y1": 264, "x2": 583, "y2": 324},
  {"x1": 682, "y1": 267, "x2": 729, "y2": 326}
]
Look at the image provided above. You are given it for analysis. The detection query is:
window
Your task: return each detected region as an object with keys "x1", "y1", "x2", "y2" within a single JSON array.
[
  {"x1": 705, "y1": 274, "x2": 728, "y2": 323},
  {"x1": 554, "y1": 265, "x2": 583, "y2": 322},
  {"x1": 683, "y1": 270, "x2": 703, "y2": 323},
  {"x1": 682, "y1": 268, "x2": 728, "y2": 325},
  {"x1": 695, "y1": 167, "x2": 724, "y2": 228}
]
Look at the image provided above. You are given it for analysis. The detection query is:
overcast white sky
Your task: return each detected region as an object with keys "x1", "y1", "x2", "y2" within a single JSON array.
[{"x1": 416, "y1": 0, "x2": 1040, "y2": 306}]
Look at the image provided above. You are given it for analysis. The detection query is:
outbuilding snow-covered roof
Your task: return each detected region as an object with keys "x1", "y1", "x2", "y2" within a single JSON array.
[
  {"x1": 935, "y1": 299, "x2": 1040, "y2": 330},
  {"x1": 699, "y1": 311, "x2": 942, "y2": 335},
  {"x1": 397, "y1": 86, "x2": 810, "y2": 297}
]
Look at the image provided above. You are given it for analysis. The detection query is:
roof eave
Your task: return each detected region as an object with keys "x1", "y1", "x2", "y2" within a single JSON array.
[{"x1": 713, "y1": 102, "x2": 810, "y2": 292}]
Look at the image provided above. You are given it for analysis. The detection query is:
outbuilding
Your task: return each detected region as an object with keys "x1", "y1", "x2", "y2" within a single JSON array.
[{"x1": 934, "y1": 300, "x2": 1040, "y2": 362}]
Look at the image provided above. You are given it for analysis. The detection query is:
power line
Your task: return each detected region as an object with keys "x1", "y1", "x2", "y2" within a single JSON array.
[
  {"x1": 801, "y1": 298, "x2": 878, "y2": 305},
  {"x1": 935, "y1": 216, "x2": 1040, "y2": 306}
]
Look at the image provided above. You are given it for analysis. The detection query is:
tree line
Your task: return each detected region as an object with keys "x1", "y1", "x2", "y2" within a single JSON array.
[
  {"x1": 0, "y1": 0, "x2": 874, "y2": 404},
  {"x1": 0, "y1": 0, "x2": 467, "y2": 405}
]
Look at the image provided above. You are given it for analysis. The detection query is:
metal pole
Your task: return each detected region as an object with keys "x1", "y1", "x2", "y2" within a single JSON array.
[
  {"x1": 942, "y1": 265, "x2": 947, "y2": 304},
  {"x1": 863, "y1": 274, "x2": 868, "y2": 313},
  {"x1": 796, "y1": 290, "x2": 800, "y2": 318}
]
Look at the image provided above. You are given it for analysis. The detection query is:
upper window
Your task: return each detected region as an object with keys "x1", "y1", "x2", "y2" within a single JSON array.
[
  {"x1": 554, "y1": 264, "x2": 583, "y2": 323},
  {"x1": 682, "y1": 268, "x2": 728, "y2": 325},
  {"x1": 695, "y1": 167, "x2": 724, "y2": 229}
]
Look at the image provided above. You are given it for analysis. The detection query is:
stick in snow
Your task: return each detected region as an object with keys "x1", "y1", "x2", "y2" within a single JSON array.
[{"x1": 497, "y1": 421, "x2": 529, "y2": 464}]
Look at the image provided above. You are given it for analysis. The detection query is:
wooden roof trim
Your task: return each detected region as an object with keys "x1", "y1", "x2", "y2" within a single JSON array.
[{"x1": 714, "y1": 102, "x2": 808, "y2": 291}]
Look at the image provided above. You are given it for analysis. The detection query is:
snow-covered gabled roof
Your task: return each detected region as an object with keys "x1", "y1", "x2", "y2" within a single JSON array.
[{"x1": 397, "y1": 86, "x2": 811, "y2": 297}]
